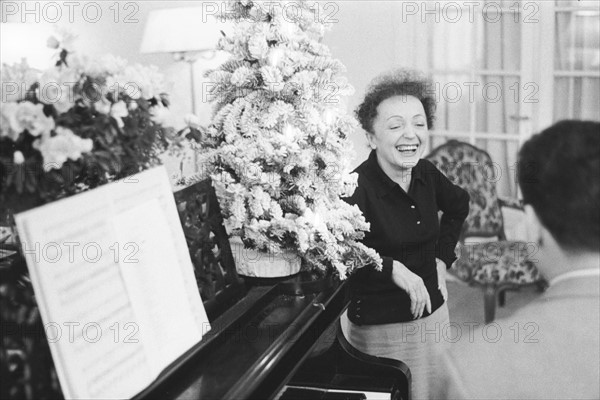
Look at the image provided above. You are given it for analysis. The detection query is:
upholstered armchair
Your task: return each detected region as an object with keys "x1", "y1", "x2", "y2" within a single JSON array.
[{"x1": 426, "y1": 140, "x2": 545, "y2": 323}]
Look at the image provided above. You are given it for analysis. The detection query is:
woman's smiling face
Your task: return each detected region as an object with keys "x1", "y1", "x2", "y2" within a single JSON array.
[{"x1": 367, "y1": 95, "x2": 429, "y2": 172}]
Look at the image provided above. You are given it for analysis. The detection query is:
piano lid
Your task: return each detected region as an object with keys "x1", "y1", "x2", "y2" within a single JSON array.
[{"x1": 134, "y1": 276, "x2": 347, "y2": 400}]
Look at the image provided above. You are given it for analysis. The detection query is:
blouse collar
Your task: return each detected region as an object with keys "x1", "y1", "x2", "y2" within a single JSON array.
[{"x1": 363, "y1": 150, "x2": 426, "y2": 198}]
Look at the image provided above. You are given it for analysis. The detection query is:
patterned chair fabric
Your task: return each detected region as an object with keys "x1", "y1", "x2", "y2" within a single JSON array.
[
  {"x1": 426, "y1": 140, "x2": 505, "y2": 239},
  {"x1": 425, "y1": 140, "x2": 543, "y2": 322},
  {"x1": 455, "y1": 241, "x2": 541, "y2": 285}
]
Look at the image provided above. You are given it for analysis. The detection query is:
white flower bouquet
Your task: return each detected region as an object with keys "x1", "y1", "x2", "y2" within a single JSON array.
[{"x1": 0, "y1": 33, "x2": 178, "y2": 214}]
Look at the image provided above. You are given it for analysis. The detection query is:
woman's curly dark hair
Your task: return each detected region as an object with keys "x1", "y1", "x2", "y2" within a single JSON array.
[{"x1": 355, "y1": 68, "x2": 437, "y2": 134}]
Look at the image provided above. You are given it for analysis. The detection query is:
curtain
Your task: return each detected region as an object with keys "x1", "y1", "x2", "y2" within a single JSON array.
[{"x1": 554, "y1": 8, "x2": 600, "y2": 121}]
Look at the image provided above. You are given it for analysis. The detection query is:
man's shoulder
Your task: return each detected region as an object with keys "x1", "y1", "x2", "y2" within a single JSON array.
[
  {"x1": 441, "y1": 291, "x2": 600, "y2": 399},
  {"x1": 448, "y1": 295, "x2": 582, "y2": 353},
  {"x1": 458, "y1": 291, "x2": 599, "y2": 350}
]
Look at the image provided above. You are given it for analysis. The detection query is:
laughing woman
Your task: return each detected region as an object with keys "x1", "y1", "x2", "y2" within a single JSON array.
[{"x1": 341, "y1": 68, "x2": 470, "y2": 399}]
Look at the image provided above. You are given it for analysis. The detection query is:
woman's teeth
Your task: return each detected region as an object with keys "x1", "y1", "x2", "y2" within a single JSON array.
[{"x1": 396, "y1": 144, "x2": 418, "y2": 153}]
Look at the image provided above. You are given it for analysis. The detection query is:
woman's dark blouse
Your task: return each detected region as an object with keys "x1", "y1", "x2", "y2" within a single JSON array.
[{"x1": 343, "y1": 151, "x2": 470, "y2": 325}]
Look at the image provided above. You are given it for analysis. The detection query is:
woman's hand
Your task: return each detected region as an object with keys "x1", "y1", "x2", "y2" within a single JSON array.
[
  {"x1": 436, "y1": 258, "x2": 448, "y2": 302},
  {"x1": 391, "y1": 260, "x2": 431, "y2": 319}
]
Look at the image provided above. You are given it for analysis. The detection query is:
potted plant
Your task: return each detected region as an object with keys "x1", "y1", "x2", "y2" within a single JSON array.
[
  {"x1": 192, "y1": 0, "x2": 382, "y2": 279},
  {"x1": 0, "y1": 33, "x2": 182, "y2": 219}
]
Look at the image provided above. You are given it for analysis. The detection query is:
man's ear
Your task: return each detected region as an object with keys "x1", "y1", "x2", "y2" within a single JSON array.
[{"x1": 524, "y1": 204, "x2": 543, "y2": 245}]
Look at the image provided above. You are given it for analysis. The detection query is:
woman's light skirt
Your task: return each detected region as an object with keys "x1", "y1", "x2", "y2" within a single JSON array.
[{"x1": 340, "y1": 302, "x2": 450, "y2": 400}]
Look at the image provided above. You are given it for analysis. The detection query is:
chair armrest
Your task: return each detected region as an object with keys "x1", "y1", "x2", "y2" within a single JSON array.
[{"x1": 498, "y1": 196, "x2": 524, "y2": 211}]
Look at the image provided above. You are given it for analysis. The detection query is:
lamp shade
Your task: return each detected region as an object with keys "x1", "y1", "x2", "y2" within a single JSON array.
[{"x1": 140, "y1": 6, "x2": 228, "y2": 54}]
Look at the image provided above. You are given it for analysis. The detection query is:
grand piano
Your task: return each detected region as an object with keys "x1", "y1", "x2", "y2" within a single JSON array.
[
  {"x1": 0, "y1": 180, "x2": 411, "y2": 400},
  {"x1": 132, "y1": 180, "x2": 411, "y2": 400}
]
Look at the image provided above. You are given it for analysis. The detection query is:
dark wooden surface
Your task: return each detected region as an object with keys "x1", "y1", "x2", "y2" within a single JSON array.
[
  {"x1": 134, "y1": 276, "x2": 347, "y2": 400},
  {"x1": 135, "y1": 273, "x2": 411, "y2": 400},
  {"x1": 173, "y1": 179, "x2": 246, "y2": 320}
]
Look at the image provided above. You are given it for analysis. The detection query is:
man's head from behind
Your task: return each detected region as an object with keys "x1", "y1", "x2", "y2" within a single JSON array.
[{"x1": 518, "y1": 120, "x2": 600, "y2": 276}]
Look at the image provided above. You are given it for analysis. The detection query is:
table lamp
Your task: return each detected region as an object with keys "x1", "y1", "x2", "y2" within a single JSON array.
[{"x1": 140, "y1": 6, "x2": 227, "y2": 114}]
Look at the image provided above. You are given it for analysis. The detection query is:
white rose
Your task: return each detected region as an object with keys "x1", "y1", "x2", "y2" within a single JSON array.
[
  {"x1": 34, "y1": 134, "x2": 70, "y2": 171},
  {"x1": 13, "y1": 151, "x2": 25, "y2": 165},
  {"x1": 94, "y1": 97, "x2": 111, "y2": 114},
  {"x1": 79, "y1": 136, "x2": 93, "y2": 153},
  {"x1": 149, "y1": 104, "x2": 171, "y2": 126},
  {"x1": 33, "y1": 126, "x2": 93, "y2": 171},
  {"x1": 57, "y1": 127, "x2": 93, "y2": 157},
  {"x1": 66, "y1": 53, "x2": 88, "y2": 74},
  {"x1": 38, "y1": 67, "x2": 78, "y2": 113},
  {"x1": 14, "y1": 102, "x2": 55, "y2": 137},
  {"x1": 184, "y1": 113, "x2": 201, "y2": 129},
  {"x1": 110, "y1": 100, "x2": 128, "y2": 127},
  {"x1": 1, "y1": 59, "x2": 39, "y2": 102},
  {"x1": 53, "y1": 27, "x2": 77, "y2": 51},
  {"x1": 47, "y1": 35, "x2": 60, "y2": 49},
  {"x1": 0, "y1": 102, "x2": 22, "y2": 141},
  {"x1": 108, "y1": 64, "x2": 165, "y2": 100},
  {"x1": 97, "y1": 54, "x2": 128, "y2": 76}
]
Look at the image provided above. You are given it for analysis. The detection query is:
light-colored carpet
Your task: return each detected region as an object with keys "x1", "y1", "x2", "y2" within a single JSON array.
[
  {"x1": 446, "y1": 279, "x2": 543, "y2": 327},
  {"x1": 446, "y1": 208, "x2": 543, "y2": 326}
]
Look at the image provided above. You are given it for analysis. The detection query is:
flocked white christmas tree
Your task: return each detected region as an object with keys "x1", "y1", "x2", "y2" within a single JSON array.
[{"x1": 197, "y1": 0, "x2": 382, "y2": 278}]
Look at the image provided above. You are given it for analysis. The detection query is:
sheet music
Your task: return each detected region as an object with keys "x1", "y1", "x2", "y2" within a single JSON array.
[
  {"x1": 112, "y1": 199, "x2": 201, "y2": 369},
  {"x1": 15, "y1": 167, "x2": 210, "y2": 399}
]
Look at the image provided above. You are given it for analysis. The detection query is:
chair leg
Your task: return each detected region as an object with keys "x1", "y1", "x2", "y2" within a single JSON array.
[
  {"x1": 498, "y1": 289, "x2": 506, "y2": 307},
  {"x1": 484, "y1": 285, "x2": 496, "y2": 324},
  {"x1": 536, "y1": 281, "x2": 547, "y2": 293}
]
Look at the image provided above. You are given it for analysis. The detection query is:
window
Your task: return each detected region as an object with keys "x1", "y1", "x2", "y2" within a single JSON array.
[
  {"x1": 393, "y1": 0, "x2": 600, "y2": 199},
  {"x1": 551, "y1": 1, "x2": 600, "y2": 121}
]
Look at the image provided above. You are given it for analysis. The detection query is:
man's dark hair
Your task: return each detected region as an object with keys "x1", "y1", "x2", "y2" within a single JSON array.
[{"x1": 518, "y1": 120, "x2": 600, "y2": 252}]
